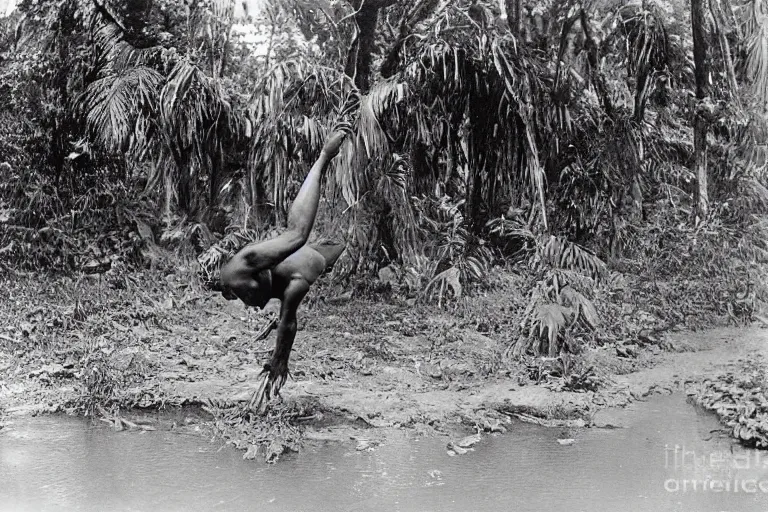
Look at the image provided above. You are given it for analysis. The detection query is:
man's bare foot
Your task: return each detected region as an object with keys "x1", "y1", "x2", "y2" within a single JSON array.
[{"x1": 248, "y1": 364, "x2": 288, "y2": 413}]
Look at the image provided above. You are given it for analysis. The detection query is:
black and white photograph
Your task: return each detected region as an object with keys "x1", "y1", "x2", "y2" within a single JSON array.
[{"x1": 1, "y1": 0, "x2": 767, "y2": 510}]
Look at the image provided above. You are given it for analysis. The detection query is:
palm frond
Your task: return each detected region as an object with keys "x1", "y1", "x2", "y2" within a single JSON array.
[
  {"x1": 559, "y1": 285, "x2": 599, "y2": 329},
  {"x1": 744, "y1": 0, "x2": 768, "y2": 104},
  {"x1": 81, "y1": 66, "x2": 163, "y2": 153},
  {"x1": 334, "y1": 79, "x2": 402, "y2": 206},
  {"x1": 247, "y1": 59, "x2": 354, "y2": 219},
  {"x1": 89, "y1": 7, "x2": 168, "y2": 72},
  {"x1": 539, "y1": 234, "x2": 607, "y2": 281},
  {"x1": 617, "y1": 3, "x2": 670, "y2": 77},
  {"x1": 424, "y1": 266, "x2": 462, "y2": 306},
  {"x1": 614, "y1": 3, "x2": 670, "y2": 119},
  {"x1": 392, "y1": 35, "x2": 550, "y2": 228},
  {"x1": 531, "y1": 303, "x2": 573, "y2": 357}
]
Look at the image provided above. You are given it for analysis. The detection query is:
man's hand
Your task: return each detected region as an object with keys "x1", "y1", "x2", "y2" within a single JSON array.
[{"x1": 321, "y1": 123, "x2": 352, "y2": 159}]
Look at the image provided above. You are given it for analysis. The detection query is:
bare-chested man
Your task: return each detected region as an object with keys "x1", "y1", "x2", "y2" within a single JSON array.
[{"x1": 219, "y1": 126, "x2": 349, "y2": 412}]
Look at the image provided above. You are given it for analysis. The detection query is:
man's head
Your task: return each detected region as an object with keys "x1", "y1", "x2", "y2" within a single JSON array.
[{"x1": 220, "y1": 267, "x2": 272, "y2": 309}]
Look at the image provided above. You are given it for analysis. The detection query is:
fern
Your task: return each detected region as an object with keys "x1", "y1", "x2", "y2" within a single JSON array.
[
  {"x1": 512, "y1": 235, "x2": 604, "y2": 357},
  {"x1": 423, "y1": 266, "x2": 462, "y2": 306},
  {"x1": 516, "y1": 289, "x2": 598, "y2": 358},
  {"x1": 396, "y1": 193, "x2": 495, "y2": 306},
  {"x1": 539, "y1": 235, "x2": 607, "y2": 281}
]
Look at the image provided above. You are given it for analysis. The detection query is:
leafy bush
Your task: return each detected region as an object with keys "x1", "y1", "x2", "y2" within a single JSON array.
[
  {"x1": 372, "y1": 193, "x2": 496, "y2": 305},
  {"x1": 693, "y1": 360, "x2": 768, "y2": 449},
  {"x1": 0, "y1": 164, "x2": 157, "y2": 271},
  {"x1": 512, "y1": 235, "x2": 605, "y2": 357},
  {"x1": 615, "y1": 191, "x2": 768, "y2": 327}
]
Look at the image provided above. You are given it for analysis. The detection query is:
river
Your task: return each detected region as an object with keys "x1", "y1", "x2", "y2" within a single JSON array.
[{"x1": 1, "y1": 393, "x2": 766, "y2": 512}]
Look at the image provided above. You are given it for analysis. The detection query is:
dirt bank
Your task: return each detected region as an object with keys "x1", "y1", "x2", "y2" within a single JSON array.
[{"x1": 1, "y1": 271, "x2": 765, "y2": 459}]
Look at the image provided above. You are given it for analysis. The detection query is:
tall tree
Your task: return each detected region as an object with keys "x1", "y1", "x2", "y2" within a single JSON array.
[
  {"x1": 344, "y1": 0, "x2": 396, "y2": 92},
  {"x1": 691, "y1": 0, "x2": 710, "y2": 217}
]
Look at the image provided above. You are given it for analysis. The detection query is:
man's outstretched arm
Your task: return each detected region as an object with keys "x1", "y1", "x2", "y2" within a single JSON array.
[{"x1": 226, "y1": 127, "x2": 349, "y2": 273}]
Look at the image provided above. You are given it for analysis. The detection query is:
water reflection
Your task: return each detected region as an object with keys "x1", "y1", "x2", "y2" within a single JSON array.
[{"x1": 0, "y1": 394, "x2": 765, "y2": 512}]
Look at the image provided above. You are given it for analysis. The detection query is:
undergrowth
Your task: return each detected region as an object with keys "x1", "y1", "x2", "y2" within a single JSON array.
[
  {"x1": 692, "y1": 356, "x2": 768, "y2": 449},
  {"x1": 0, "y1": 260, "x2": 202, "y2": 414},
  {"x1": 204, "y1": 397, "x2": 320, "y2": 463},
  {"x1": 1, "y1": 161, "x2": 766, "y2": 452},
  {"x1": 0, "y1": 167, "x2": 158, "y2": 272}
]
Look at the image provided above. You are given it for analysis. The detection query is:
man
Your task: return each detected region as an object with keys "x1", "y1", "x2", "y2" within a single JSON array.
[{"x1": 219, "y1": 126, "x2": 349, "y2": 412}]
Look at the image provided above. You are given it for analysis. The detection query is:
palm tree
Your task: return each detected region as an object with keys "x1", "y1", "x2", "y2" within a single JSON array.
[
  {"x1": 742, "y1": 0, "x2": 768, "y2": 174},
  {"x1": 80, "y1": 0, "x2": 247, "y2": 218},
  {"x1": 55, "y1": 0, "x2": 768, "y2": 283}
]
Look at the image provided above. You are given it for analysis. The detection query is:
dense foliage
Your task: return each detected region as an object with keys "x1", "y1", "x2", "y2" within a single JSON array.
[{"x1": 1, "y1": 0, "x2": 767, "y2": 356}]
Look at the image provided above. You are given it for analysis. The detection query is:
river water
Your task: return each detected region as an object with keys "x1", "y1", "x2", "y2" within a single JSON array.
[{"x1": 1, "y1": 394, "x2": 767, "y2": 512}]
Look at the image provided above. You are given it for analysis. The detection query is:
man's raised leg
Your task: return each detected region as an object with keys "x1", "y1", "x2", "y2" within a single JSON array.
[
  {"x1": 285, "y1": 129, "x2": 349, "y2": 240},
  {"x1": 221, "y1": 126, "x2": 350, "y2": 289},
  {"x1": 233, "y1": 126, "x2": 351, "y2": 273}
]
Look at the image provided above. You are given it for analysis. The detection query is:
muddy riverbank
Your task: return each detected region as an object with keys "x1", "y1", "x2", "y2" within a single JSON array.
[{"x1": 1, "y1": 270, "x2": 766, "y2": 460}]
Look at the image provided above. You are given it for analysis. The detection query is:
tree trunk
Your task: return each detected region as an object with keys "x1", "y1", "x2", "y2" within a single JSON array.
[
  {"x1": 467, "y1": 167, "x2": 486, "y2": 233},
  {"x1": 580, "y1": 8, "x2": 614, "y2": 118},
  {"x1": 209, "y1": 150, "x2": 222, "y2": 209},
  {"x1": 693, "y1": 118, "x2": 709, "y2": 216},
  {"x1": 633, "y1": 70, "x2": 650, "y2": 122},
  {"x1": 344, "y1": 1, "x2": 385, "y2": 92},
  {"x1": 691, "y1": 0, "x2": 710, "y2": 217},
  {"x1": 505, "y1": 0, "x2": 521, "y2": 34},
  {"x1": 172, "y1": 149, "x2": 194, "y2": 215},
  {"x1": 376, "y1": 205, "x2": 399, "y2": 263}
]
